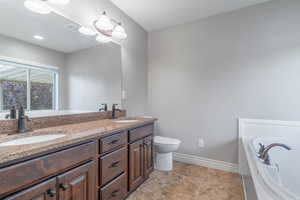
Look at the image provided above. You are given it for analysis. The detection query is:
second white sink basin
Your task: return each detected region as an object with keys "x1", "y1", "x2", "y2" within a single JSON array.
[
  {"x1": 0, "y1": 134, "x2": 66, "y2": 147},
  {"x1": 114, "y1": 120, "x2": 139, "y2": 123}
]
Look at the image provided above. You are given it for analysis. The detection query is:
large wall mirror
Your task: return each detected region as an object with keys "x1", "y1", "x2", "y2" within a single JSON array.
[{"x1": 0, "y1": 0, "x2": 122, "y2": 119}]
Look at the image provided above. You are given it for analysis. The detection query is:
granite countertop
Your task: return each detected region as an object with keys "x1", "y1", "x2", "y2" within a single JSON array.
[{"x1": 0, "y1": 117, "x2": 156, "y2": 166}]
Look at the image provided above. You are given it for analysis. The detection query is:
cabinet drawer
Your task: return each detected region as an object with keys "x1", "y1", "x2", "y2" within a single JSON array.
[
  {"x1": 129, "y1": 124, "x2": 153, "y2": 143},
  {"x1": 100, "y1": 147, "x2": 127, "y2": 186},
  {"x1": 100, "y1": 174, "x2": 126, "y2": 200},
  {"x1": 100, "y1": 132, "x2": 127, "y2": 154},
  {"x1": 0, "y1": 141, "x2": 97, "y2": 196}
]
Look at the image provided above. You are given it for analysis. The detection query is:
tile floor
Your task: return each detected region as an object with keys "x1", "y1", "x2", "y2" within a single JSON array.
[{"x1": 127, "y1": 162, "x2": 244, "y2": 200}]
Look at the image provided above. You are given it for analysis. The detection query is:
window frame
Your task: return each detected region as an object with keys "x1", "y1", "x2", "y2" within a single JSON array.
[{"x1": 0, "y1": 57, "x2": 59, "y2": 112}]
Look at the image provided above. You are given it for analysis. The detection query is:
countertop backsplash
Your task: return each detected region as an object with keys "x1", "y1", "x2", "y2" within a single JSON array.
[{"x1": 0, "y1": 110, "x2": 126, "y2": 135}]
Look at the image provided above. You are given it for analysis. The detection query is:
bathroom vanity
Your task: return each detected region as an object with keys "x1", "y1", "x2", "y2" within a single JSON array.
[
  {"x1": 0, "y1": 1, "x2": 154, "y2": 199},
  {"x1": 0, "y1": 119, "x2": 155, "y2": 200}
]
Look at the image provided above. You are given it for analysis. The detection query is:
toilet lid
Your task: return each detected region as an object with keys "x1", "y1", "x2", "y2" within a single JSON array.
[{"x1": 154, "y1": 136, "x2": 181, "y2": 145}]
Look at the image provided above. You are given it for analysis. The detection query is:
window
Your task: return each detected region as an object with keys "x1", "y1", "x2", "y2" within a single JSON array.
[{"x1": 0, "y1": 60, "x2": 58, "y2": 112}]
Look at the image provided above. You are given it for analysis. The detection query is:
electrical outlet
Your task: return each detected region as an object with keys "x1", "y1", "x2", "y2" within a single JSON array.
[{"x1": 198, "y1": 139, "x2": 205, "y2": 148}]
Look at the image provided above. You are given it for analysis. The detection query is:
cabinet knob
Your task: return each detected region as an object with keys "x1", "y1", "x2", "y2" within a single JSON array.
[
  {"x1": 111, "y1": 190, "x2": 119, "y2": 197},
  {"x1": 47, "y1": 189, "x2": 56, "y2": 197},
  {"x1": 60, "y1": 184, "x2": 69, "y2": 191}
]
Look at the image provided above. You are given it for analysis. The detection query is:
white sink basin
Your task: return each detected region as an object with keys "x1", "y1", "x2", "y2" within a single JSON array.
[
  {"x1": 114, "y1": 120, "x2": 139, "y2": 123},
  {"x1": 140, "y1": 116, "x2": 153, "y2": 118},
  {"x1": 0, "y1": 134, "x2": 66, "y2": 147}
]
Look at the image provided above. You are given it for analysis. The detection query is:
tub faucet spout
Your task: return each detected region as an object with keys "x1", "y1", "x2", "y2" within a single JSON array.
[{"x1": 259, "y1": 143, "x2": 291, "y2": 165}]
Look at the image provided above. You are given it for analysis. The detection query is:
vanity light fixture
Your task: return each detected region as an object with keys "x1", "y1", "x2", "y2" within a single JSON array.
[
  {"x1": 93, "y1": 12, "x2": 128, "y2": 41},
  {"x1": 78, "y1": 11, "x2": 128, "y2": 43},
  {"x1": 24, "y1": 0, "x2": 70, "y2": 14},
  {"x1": 112, "y1": 23, "x2": 127, "y2": 40},
  {"x1": 95, "y1": 12, "x2": 114, "y2": 31},
  {"x1": 78, "y1": 27, "x2": 96, "y2": 36},
  {"x1": 33, "y1": 35, "x2": 44, "y2": 40},
  {"x1": 96, "y1": 34, "x2": 112, "y2": 43}
]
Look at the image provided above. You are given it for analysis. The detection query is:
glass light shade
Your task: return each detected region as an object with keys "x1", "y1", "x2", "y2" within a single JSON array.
[
  {"x1": 48, "y1": 0, "x2": 70, "y2": 5},
  {"x1": 78, "y1": 27, "x2": 96, "y2": 36},
  {"x1": 95, "y1": 13, "x2": 113, "y2": 31},
  {"x1": 33, "y1": 35, "x2": 44, "y2": 40},
  {"x1": 96, "y1": 34, "x2": 112, "y2": 43},
  {"x1": 112, "y1": 24, "x2": 127, "y2": 39},
  {"x1": 24, "y1": 0, "x2": 52, "y2": 14}
]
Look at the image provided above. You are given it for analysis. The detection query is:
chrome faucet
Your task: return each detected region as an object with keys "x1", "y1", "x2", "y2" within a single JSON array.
[{"x1": 258, "y1": 143, "x2": 291, "y2": 165}]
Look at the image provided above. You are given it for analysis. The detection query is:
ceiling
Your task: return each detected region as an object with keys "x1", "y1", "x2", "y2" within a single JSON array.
[
  {"x1": 110, "y1": 0, "x2": 271, "y2": 31},
  {"x1": 0, "y1": 0, "x2": 99, "y2": 53}
]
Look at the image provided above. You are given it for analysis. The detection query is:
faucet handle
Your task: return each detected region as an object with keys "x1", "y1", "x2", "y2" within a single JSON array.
[{"x1": 100, "y1": 103, "x2": 108, "y2": 111}]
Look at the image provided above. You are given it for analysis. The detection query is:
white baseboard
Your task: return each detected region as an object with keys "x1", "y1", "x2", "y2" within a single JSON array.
[
  {"x1": 173, "y1": 152, "x2": 239, "y2": 173},
  {"x1": 241, "y1": 176, "x2": 248, "y2": 200}
]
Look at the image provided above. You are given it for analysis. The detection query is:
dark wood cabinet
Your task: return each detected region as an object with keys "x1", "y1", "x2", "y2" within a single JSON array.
[
  {"x1": 128, "y1": 140, "x2": 144, "y2": 191},
  {"x1": 3, "y1": 178, "x2": 57, "y2": 200},
  {"x1": 129, "y1": 135, "x2": 154, "y2": 192},
  {"x1": 0, "y1": 142, "x2": 97, "y2": 197},
  {"x1": 143, "y1": 136, "x2": 154, "y2": 178},
  {"x1": 4, "y1": 161, "x2": 97, "y2": 200},
  {"x1": 57, "y1": 161, "x2": 96, "y2": 200},
  {"x1": 0, "y1": 122, "x2": 155, "y2": 200}
]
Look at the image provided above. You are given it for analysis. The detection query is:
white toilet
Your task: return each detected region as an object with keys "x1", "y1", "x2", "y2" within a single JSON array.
[{"x1": 154, "y1": 136, "x2": 181, "y2": 171}]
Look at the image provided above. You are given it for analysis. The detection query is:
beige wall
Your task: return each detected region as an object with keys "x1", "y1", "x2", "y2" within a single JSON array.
[
  {"x1": 64, "y1": 43, "x2": 122, "y2": 110},
  {"x1": 148, "y1": 0, "x2": 300, "y2": 164}
]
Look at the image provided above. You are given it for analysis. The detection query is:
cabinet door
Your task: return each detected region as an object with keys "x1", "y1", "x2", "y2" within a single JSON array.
[
  {"x1": 57, "y1": 161, "x2": 96, "y2": 200},
  {"x1": 128, "y1": 140, "x2": 144, "y2": 192},
  {"x1": 143, "y1": 136, "x2": 154, "y2": 178},
  {"x1": 3, "y1": 178, "x2": 56, "y2": 200}
]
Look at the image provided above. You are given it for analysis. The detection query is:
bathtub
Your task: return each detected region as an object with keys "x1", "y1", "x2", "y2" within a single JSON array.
[{"x1": 245, "y1": 136, "x2": 299, "y2": 200}]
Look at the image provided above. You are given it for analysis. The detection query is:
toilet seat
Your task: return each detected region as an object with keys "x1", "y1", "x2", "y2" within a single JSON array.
[{"x1": 154, "y1": 136, "x2": 181, "y2": 145}]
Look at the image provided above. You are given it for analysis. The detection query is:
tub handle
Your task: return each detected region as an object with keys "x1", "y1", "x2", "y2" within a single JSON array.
[{"x1": 258, "y1": 143, "x2": 265, "y2": 155}]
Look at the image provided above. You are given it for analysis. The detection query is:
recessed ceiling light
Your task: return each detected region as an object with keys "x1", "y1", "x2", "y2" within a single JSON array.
[
  {"x1": 78, "y1": 27, "x2": 96, "y2": 36},
  {"x1": 24, "y1": 0, "x2": 52, "y2": 14},
  {"x1": 34, "y1": 35, "x2": 44, "y2": 40}
]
